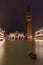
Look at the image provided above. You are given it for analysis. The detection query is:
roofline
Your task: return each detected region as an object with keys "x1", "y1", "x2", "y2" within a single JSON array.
[{"x1": 35, "y1": 27, "x2": 43, "y2": 32}]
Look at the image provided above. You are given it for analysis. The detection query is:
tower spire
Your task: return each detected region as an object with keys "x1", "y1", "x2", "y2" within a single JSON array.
[{"x1": 27, "y1": 5, "x2": 30, "y2": 12}]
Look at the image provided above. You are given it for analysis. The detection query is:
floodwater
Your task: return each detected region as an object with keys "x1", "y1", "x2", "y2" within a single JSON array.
[{"x1": 0, "y1": 40, "x2": 43, "y2": 65}]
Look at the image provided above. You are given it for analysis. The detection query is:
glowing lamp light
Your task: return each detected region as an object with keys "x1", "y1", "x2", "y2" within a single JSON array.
[{"x1": 27, "y1": 36, "x2": 32, "y2": 40}]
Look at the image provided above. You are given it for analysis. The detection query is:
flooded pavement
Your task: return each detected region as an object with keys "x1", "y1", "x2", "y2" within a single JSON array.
[
  {"x1": 35, "y1": 40, "x2": 43, "y2": 65},
  {"x1": 0, "y1": 40, "x2": 6, "y2": 65},
  {"x1": 0, "y1": 40, "x2": 43, "y2": 65}
]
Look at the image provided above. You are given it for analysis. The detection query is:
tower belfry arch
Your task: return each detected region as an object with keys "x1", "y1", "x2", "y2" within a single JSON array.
[{"x1": 26, "y1": 6, "x2": 32, "y2": 40}]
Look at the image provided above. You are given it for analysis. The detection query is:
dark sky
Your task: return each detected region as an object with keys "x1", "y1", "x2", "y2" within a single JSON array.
[{"x1": 0, "y1": 0, "x2": 43, "y2": 33}]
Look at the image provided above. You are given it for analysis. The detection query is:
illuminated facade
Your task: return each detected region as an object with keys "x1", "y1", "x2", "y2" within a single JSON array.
[
  {"x1": 0, "y1": 28, "x2": 5, "y2": 37},
  {"x1": 8, "y1": 31, "x2": 25, "y2": 40},
  {"x1": 26, "y1": 7, "x2": 32, "y2": 40},
  {"x1": 34, "y1": 27, "x2": 43, "y2": 40},
  {"x1": 0, "y1": 28, "x2": 5, "y2": 43}
]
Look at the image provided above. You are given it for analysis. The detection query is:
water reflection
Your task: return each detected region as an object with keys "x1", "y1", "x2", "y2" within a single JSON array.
[
  {"x1": 1, "y1": 39, "x2": 43, "y2": 65},
  {"x1": 35, "y1": 40, "x2": 43, "y2": 45},
  {"x1": 0, "y1": 39, "x2": 6, "y2": 65},
  {"x1": 35, "y1": 40, "x2": 43, "y2": 60}
]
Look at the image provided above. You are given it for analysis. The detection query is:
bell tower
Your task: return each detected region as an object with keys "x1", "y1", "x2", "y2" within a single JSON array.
[{"x1": 26, "y1": 6, "x2": 32, "y2": 40}]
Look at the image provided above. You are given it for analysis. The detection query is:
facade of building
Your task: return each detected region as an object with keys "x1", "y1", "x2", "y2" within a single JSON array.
[
  {"x1": 0, "y1": 28, "x2": 5, "y2": 43},
  {"x1": 8, "y1": 31, "x2": 25, "y2": 40},
  {"x1": 0, "y1": 28, "x2": 5, "y2": 37},
  {"x1": 34, "y1": 27, "x2": 43, "y2": 40},
  {"x1": 26, "y1": 7, "x2": 32, "y2": 40}
]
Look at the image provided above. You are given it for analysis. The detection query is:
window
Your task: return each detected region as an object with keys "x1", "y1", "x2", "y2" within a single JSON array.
[{"x1": 37, "y1": 32, "x2": 40, "y2": 35}]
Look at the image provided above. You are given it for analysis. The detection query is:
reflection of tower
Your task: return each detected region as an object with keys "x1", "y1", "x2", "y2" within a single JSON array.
[{"x1": 26, "y1": 7, "x2": 32, "y2": 40}]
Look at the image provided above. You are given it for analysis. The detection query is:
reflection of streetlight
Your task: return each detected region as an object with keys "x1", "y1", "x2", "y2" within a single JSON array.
[
  {"x1": 35, "y1": 40, "x2": 43, "y2": 60},
  {"x1": 35, "y1": 40, "x2": 43, "y2": 45},
  {"x1": 0, "y1": 39, "x2": 5, "y2": 65}
]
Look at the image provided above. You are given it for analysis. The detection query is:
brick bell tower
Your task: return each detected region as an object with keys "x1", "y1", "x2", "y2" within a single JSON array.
[{"x1": 26, "y1": 6, "x2": 32, "y2": 40}]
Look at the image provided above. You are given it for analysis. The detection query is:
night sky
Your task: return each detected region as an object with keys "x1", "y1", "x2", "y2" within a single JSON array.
[{"x1": 0, "y1": 0, "x2": 43, "y2": 33}]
